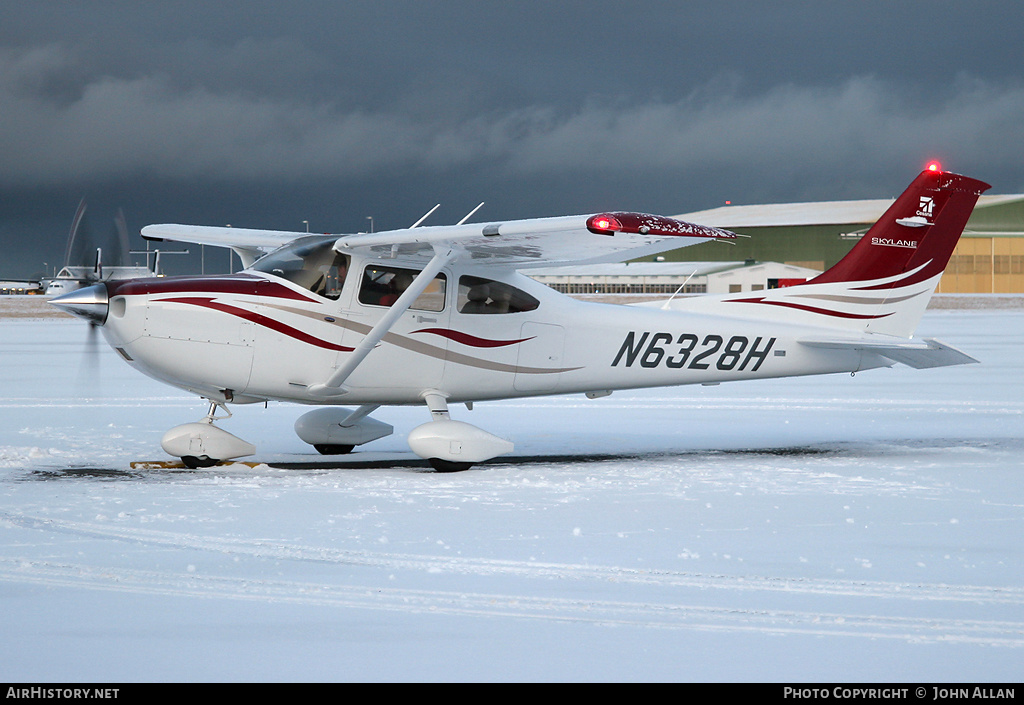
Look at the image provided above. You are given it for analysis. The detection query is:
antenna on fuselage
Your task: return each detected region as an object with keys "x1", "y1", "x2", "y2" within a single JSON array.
[
  {"x1": 456, "y1": 202, "x2": 485, "y2": 225},
  {"x1": 662, "y1": 271, "x2": 697, "y2": 310},
  {"x1": 410, "y1": 204, "x2": 441, "y2": 229}
]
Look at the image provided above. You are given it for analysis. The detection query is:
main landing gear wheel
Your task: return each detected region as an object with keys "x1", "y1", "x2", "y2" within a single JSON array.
[
  {"x1": 313, "y1": 443, "x2": 355, "y2": 455},
  {"x1": 428, "y1": 457, "x2": 474, "y2": 473}
]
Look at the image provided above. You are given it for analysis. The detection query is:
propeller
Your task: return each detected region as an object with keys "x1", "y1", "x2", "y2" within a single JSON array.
[
  {"x1": 48, "y1": 200, "x2": 135, "y2": 293},
  {"x1": 49, "y1": 282, "x2": 109, "y2": 391},
  {"x1": 60, "y1": 198, "x2": 88, "y2": 273},
  {"x1": 51, "y1": 203, "x2": 136, "y2": 388},
  {"x1": 76, "y1": 316, "x2": 103, "y2": 390}
]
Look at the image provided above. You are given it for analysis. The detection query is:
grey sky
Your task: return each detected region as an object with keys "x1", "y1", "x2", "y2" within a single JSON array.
[{"x1": 3, "y1": 1, "x2": 1023, "y2": 278}]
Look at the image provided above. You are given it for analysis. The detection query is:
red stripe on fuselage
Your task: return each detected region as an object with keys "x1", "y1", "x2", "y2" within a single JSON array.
[
  {"x1": 158, "y1": 296, "x2": 354, "y2": 352},
  {"x1": 728, "y1": 297, "x2": 893, "y2": 320},
  {"x1": 411, "y1": 328, "x2": 534, "y2": 348},
  {"x1": 108, "y1": 275, "x2": 317, "y2": 303}
]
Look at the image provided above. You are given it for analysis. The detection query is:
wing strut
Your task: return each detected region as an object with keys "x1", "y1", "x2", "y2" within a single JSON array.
[
  {"x1": 340, "y1": 404, "x2": 381, "y2": 427},
  {"x1": 307, "y1": 246, "x2": 458, "y2": 397}
]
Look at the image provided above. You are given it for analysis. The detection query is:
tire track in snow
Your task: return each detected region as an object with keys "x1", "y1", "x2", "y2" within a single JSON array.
[
  {"x1": 4, "y1": 511, "x2": 1024, "y2": 605},
  {"x1": 496, "y1": 396, "x2": 1024, "y2": 416},
  {"x1": 3, "y1": 510, "x2": 1024, "y2": 646},
  {"x1": 1, "y1": 556, "x2": 1022, "y2": 646}
]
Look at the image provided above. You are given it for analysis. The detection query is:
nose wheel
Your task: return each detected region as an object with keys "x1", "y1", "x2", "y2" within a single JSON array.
[{"x1": 181, "y1": 454, "x2": 221, "y2": 469}]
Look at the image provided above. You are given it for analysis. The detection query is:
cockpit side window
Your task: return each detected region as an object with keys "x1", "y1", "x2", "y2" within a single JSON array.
[
  {"x1": 251, "y1": 237, "x2": 349, "y2": 300},
  {"x1": 457, "y1": 275, "x2": 539, "y2": 314},
  {"x1": 359, "y1": 265, "x2": 446, "y2": 312}
]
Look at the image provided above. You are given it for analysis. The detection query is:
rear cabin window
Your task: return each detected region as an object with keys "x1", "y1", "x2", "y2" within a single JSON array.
[
  {"x1": 359, "y1": 265, "x2": 447, "y2": 312},
  {"x1": 457, "y1": 276, "x2": 539, "y2": 314}
]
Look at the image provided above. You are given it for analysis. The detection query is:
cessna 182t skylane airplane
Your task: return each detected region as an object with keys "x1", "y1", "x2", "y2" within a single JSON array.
[{"x1": 50, "y1": 167, "x2": 987, "y2": 470}]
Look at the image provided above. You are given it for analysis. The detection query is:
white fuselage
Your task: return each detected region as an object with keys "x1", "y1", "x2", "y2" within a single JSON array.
[
  {"x1": 46, "y1": 168, "x2": 987, "y2": 467},
  {"x1": 99, "y1": 255, "x2": 881, "y2": 408}
]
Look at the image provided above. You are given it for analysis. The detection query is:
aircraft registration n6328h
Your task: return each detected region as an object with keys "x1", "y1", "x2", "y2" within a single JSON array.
[{"x1": 51, "y1": 166, "x2": 988, "y2": 471}]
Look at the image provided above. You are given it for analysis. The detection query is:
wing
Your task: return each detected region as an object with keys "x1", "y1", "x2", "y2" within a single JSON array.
[
  {"x1": 333, "y1": 212, "x2": 735, "y2": 268},
  {"x1": 142, "y1": 211, "x2": 735, "y2": 270}
]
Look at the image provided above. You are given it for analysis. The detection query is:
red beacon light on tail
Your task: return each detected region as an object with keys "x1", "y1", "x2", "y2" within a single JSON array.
[{"x1": 926, "y1": 161, "x2": 942, "y2": 172}]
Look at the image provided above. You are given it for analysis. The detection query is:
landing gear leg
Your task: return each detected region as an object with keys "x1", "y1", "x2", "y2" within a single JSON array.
[{"x1": 203, "y1": 399, "x2": 227, "y2": 423}]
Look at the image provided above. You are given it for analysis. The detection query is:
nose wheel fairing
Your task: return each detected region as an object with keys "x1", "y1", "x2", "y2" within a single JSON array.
[
  {"x1": 160, "y1": 401, "x2": 256, "y2": 468},
  {"x1": 161, "y1": 421, "x2": 256, "y2": 468}
]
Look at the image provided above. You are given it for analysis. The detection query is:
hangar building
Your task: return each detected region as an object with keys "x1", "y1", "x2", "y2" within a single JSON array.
[{"x1": 527, "y1": 261, "x2": 821, "y2": 296}]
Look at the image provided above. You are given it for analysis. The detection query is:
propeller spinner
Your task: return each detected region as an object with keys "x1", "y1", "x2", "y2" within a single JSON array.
[{"x1": 49, "y1": 283, "x2": 110, "y2": 326}]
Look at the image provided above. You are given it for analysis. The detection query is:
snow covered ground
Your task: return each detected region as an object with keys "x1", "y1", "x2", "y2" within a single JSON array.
[{"x1": 1, "y1": 303, "x2": 1022, "y2": 682}]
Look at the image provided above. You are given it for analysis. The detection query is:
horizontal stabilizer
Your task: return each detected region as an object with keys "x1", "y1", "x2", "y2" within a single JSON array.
[{"x1": 799, "y1": 335, "x2": 978, "y2": 369}]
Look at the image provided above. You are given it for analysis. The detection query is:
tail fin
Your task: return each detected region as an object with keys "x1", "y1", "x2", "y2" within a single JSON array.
[
  {"x1": 726, "y1": 168, "x2": 990, "y2": 337},
  {"x1": 809, "y1": 168, "x2": 990, "y2": 288}
]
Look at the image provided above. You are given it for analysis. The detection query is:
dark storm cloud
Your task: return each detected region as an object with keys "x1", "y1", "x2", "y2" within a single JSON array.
[
  {"x1": 4, "y1": 55, "x2": 1022, "y2": 195},
  {"x1": 4, "y1": 49, "x2": 1022, "y2": 186},
  {"x1": 2, "y1": 1, "x2": 1023, "y2": 277}
]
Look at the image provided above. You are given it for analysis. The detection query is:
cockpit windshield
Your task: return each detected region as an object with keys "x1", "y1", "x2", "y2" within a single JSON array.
[{"x1": 251, "y1": 236, "x2": 349, "y2": 300}]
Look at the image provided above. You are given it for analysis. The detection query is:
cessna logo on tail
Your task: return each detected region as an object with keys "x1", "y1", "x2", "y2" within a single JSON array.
[{"x1": 894, "y1": 195, "x2": 936, "y2": 230}]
